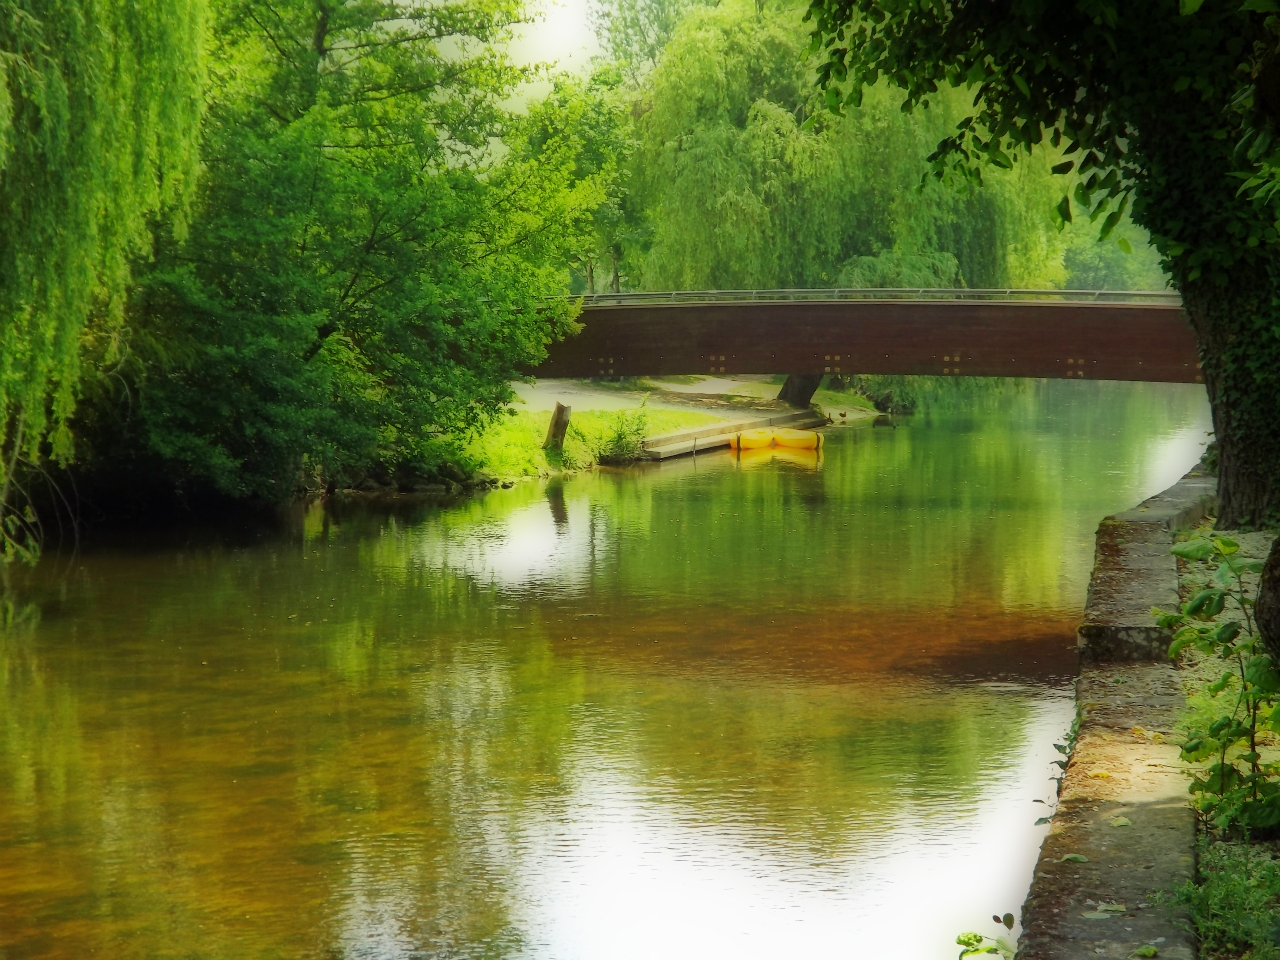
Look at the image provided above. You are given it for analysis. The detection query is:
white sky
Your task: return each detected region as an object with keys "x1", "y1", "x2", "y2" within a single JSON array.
[{"x1": 510, "y1": 0, "x2": 603, "y2": 74}]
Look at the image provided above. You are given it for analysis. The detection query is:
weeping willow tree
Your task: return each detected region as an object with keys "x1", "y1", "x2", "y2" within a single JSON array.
[
  {"x1": 628, "y1": 0, "x2": 1167, "y2": 292},
  {"x1": 0, "y1": 0, "x2": 206, "y2": 561}
]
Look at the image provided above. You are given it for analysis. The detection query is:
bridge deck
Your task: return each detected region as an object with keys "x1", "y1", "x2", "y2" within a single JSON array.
[{"x1": 532, "y1": 293, "x2": 1201, "y2": 384}]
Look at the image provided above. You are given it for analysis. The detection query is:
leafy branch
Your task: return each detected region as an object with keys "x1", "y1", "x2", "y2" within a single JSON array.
[{"x1": 1157, "y1": 536, "x2": 1277, "y2": 832}]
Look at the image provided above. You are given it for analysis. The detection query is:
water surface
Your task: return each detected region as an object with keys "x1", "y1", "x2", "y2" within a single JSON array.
[{"x1": 0, "y1": 380, "x2": 1211, "y2": 959}]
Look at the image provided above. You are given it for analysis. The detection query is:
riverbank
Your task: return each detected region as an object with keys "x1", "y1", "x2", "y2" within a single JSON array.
[
  {"x1": 1018, "y1": 471, "x2": 1217, "y2": 960},
  {"x1": 511, "y1": 375, "x2": 880, "y2": 422},
  {"x1": 455, "y1": 376, "x2": 879, "y2": 485}
]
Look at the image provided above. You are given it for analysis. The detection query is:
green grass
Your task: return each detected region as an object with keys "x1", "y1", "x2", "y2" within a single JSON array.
[
  {"x1": 812, "y1": 387, "x2": 879, "y2": 418},
  {"x1": 466, "y1": 407, "x2": 722, "y2": 479},
  {"x1": 1172, "y1": 837, "x2": 1280, "y2": 959}
]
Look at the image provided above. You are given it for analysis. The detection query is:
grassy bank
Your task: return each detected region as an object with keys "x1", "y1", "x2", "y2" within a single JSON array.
[
  {"x1": 467, "y1": 407, "x2": 722, "y2": 479},
  {"x1": 1166, "y1": 524, "x2": 1280, "y2": 960}
]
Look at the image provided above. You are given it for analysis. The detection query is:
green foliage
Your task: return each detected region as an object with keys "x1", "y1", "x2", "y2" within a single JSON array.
[
  {"x1": 590, "y1": 0, "x2": 711, "y2": 81},
  {"x1": 628, "y1": 0, "x2": 1156, "y2": 292},
  {"x1": 1172, "y1": 838, "x2": 1280, "y2": 960},
  {"x1": 838, "y1": 375, "x2": 1032, "y2": 417},
  {"x1": 573, "y1": 405, "x2": 649, "y2": 465},
  {"x1": 837, "y1": 250, "x2": 962, "y2": 289},
  {"x1": 465, "y1": 406, "x2": 718, "y2": 478},
  {"x1": 523, "y1": 67, "x2": 639, "y2": 294},
  {"x1": 1061, "y1": 219, "x2": 1170, "y2": 291},
  {"x1": 0, "y1": 0, "x2": 206, "y2": 556},
  {"x1": 105, "y1": 0, "x2": 606, "y2": 501},
  {"x1": 956, "y1": 914, "x2": 1015, "y2": 959},
  {"x1": 803, "y1": 0, "x2": 1280, "y2": 525},
  {"x1": 1157, "y1": 536, "x2": 1275, "y2": 831}
]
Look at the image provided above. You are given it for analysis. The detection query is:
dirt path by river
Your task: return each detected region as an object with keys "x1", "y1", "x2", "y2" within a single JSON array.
[{"x1": 512, "y1": 375, "x2": 879, "y2": 424}]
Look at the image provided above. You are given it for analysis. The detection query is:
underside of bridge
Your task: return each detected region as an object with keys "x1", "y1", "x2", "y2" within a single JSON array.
[{"x1": 531, "y1": 298, "x2": 1202, "y2": 385}]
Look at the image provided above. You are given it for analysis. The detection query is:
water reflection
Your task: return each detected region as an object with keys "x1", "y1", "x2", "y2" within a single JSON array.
[{"x1": 0, "y1": 380, "x2": 1210, "y2": 960}]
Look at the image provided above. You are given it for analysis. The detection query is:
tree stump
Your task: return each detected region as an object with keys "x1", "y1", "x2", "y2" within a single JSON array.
[{"x1": 543, "y1": 403, "x2": 571, "y2": 451}]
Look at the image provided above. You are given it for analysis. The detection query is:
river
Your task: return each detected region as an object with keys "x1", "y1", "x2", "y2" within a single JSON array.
[{"x1": 0, "y1": 379, "x2": 1211, "y2": 959}]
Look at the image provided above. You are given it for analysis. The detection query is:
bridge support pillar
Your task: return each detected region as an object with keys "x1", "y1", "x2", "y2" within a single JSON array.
[{"x1": 777, "y1": 374, "x2": 823, "y2": 408}]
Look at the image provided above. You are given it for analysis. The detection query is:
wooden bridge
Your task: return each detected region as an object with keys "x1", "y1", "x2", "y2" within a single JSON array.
[{"x1": 532, "y1": 289, "x2": 1200, "y2": 386}]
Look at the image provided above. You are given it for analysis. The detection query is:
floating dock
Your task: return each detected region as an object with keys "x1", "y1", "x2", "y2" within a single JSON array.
[{"x1": 642, "y1": 410, "x2": 827, "y2": 460}]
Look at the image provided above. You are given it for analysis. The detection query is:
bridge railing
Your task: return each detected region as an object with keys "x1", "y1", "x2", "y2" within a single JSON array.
[{"x1": 577, "y1": 288, "x2": 1182, "y2": 306}]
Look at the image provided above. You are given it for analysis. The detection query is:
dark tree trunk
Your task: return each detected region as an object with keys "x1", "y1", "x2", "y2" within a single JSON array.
[
  {"x1": 1258, "y1": 536, "x2": 1280, "y2": 661},
  {"x1": 1179, "y1": 268, "x2": 1280, "y2": 529},
  {"x1": 777, "y1": 374, "x2": 823, "y2": 408}
]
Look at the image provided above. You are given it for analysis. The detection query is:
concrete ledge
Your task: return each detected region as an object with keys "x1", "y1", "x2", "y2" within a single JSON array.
[
  {"x1": 1078, "y1": 471, "x2": 1217, "y2": 664},
  {"x1": 1018, "y1": 664, "x2": 1195, "y2": 960},
  {"x1": 1018, "y1": 471, "x2": 1214, "y2": 959},
  {"x1": 1112, "y1": 472, "x2": 1218, "y2": 533}
]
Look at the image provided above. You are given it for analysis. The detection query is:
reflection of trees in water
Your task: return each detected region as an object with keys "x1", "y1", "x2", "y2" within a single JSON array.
[
  {"x1": 0, "y1": 537, "x2": 1039, "y2": 958},
  {"x1": 0, "y1": 379, "x2": 1207, "y2": 957},
  {"x1": 833, "y1": 373, "x2": 1033, "y2": 415},
  {"x1": 575, "y1": 671, "x2": 1041, "y2": 863}
]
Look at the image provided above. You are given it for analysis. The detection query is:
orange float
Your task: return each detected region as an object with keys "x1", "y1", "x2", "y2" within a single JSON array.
[
  {"x1": 728, "y1": 428, "x2": 774, "y2": 450},
  {"x1": 772, "y1": 428, "x2": 822, "y2": 450}
]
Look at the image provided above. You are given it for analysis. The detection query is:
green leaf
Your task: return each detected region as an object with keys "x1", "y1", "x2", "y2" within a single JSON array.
[
  {"x1": 1179, "y1": 0, "x2": 1205, "y2": 12},
  {"x1": 1213, "y1": 562, "x2": 1238, "y2": 587},
  {"x1": 1001, "y1": 913, "x2": 1015, "y2": 930},
  {"x1": 1117, "y1": 237, "x2": 1133, "y2": 254},
  {"x1": 1186, "y1": 588, "x2": 1223, "y2": 615},
  {"x1": 1172, "y1": 539, "x2": 1216, "y2": 562},
  {"x1": 1212, "y1": 536, "x2": 1240, "y2": 556},
  {"x1": 1056, "y1": 195, "x2": 1072, "y2": 223},
  {"x1": 1058, "y1": 853, "x2": 1089, "y2": 863},
  {"x1": 1212, "y1": 621, "x2": 1242, "y2": 645},
  {"x1": 1208, "y1": 670, "x2": 1235, "y2": 695},
  {"x1": 1202, "y1": 592, "x2": 1227, "y2": 618},
  {"x1": 1168, "y1": 635, "x2": 1194, "y2": 659},
  {"x1": 1051, "y1": 160, "x2": 1075, "y2": 175},
  {"x1": 1245, "y1": 655, "x2": 1280, "y2": 694},
  {"x1": 1111, "y1": 816, "x2": 1132, "y2": 827},
  {"x1": 1099, "y1": 209, "x2": 1124, "y2": 242}
]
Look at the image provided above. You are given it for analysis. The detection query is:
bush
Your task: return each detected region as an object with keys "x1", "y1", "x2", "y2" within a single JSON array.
[
  {"x1": 1174, "y1": 838, "x2": 1280, "y2": 960},
  {"x1": 577, "y1": 406, "x2": 649, "y2": 465},
  {"x1": 1158, "y1": 536, "x2": 1274, "y2": 832}
]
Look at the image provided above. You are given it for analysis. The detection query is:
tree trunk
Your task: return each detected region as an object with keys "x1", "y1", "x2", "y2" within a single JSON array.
[
  {"x1": 1259, "y1": 536, "x2": 1280, "y2": 661},
  {"x1": 777, "y1": 374, "x2": 823, "y2": 408},
  {"x1": 1179, "y1": 268, "x2": 1280, "y2": 528}
]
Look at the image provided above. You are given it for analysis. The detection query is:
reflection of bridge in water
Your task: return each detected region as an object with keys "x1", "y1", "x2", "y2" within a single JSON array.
[{"x1": 533, "y1": 291, "x2": 1200, "y2": 400}]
